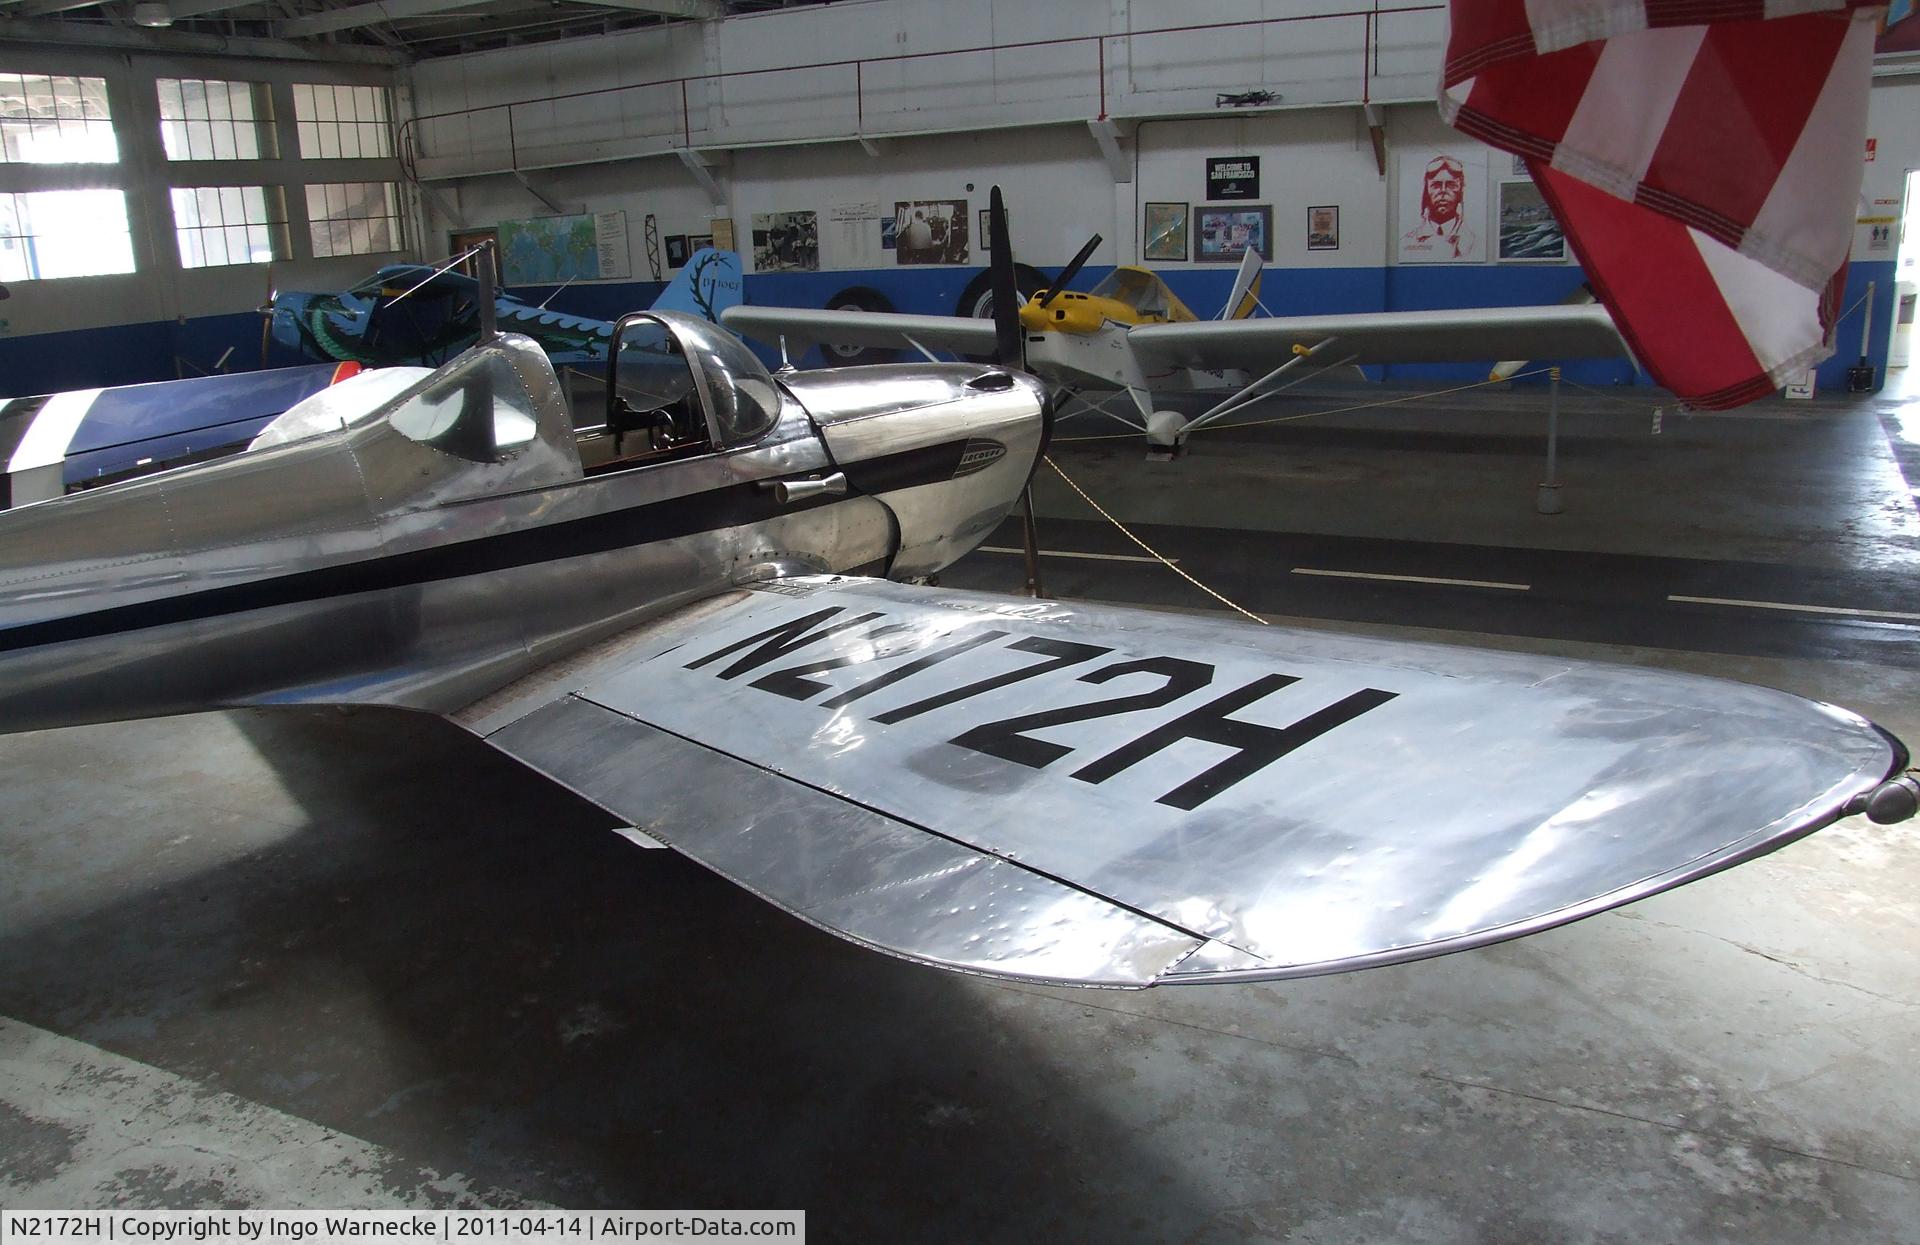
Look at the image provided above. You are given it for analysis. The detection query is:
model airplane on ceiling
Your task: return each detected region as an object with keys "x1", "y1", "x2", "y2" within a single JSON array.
[
  {"x1": 724, "y1": 220, "x2": 1632, "y2": 450},
  {"x1": 269, "y1": 246, "x2": 743, "y2": 368},
  {"x1": 1, "y1": 193, "x2": 1912, "y2": 991}
]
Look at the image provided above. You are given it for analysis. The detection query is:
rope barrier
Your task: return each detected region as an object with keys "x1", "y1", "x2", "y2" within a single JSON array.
[{"x1": 1040, "y1": 455, "x2": 1268, "y2": 625}]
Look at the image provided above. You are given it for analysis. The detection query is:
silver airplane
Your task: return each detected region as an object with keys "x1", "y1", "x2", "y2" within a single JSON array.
[{"x1": 1, "y1": 199, "x2": 1914, "y2": 990}]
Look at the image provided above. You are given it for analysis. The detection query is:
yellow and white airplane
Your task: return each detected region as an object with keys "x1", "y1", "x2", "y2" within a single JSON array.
[{"x1": 723, "y1": 202, "x2": 1631, "y2": 450}]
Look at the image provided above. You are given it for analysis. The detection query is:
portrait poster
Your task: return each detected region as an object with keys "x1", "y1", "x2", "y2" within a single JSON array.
[
  {"x1": 1206, "y1": 156, "x2": 1260, "y2": 200},
  {"x1": 1496, "y1": 180, "x2": 1566, "y2": 262},
  {"x1": 1195, "y1": 205, "x2": 1271, "y2": 262},
  {"x1": 1397, "y1": 149, "x2": 1485, "y2": 264},
  {"x1": 893, "y1": 199, "x2": 969, "y2": 265},
  {"x1": 1143, "y1": 202, "x2": 1188, "y2": 261},
  {"x1": 664, "y1": 235, "x2": 689, "y2": 268},
  {"x1": 1307, "y1": 205, "x2": 1339, "y2": 252},
  {"x1": 751, "y1": 210, "x2": 819, "y2": 272}
]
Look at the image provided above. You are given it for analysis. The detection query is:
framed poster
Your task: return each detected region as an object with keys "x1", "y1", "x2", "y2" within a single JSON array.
[
  {"x1": 1307, "y1": 205, "x2": 1339, "y2": 252},
  {"x1": 978, "y1": 208, "x2": 992, "y2": 249},
  {"x1": 1398, "y1": 150, "x2": 1485, "y2": 263},
  {"x1": 1143, "y1": 202, "x2": 1188, "y2": 261},
  {"x1": 893, "y1": 199, "x2": 969, "y2": 264},
  {"x1": 1496, "y1": 179, "x2": 1566, "y2": 261},
  {"x1": 687, "y1": 234, "x2": 713, "y2": 253},
  {"x1": 664, "y1": 235, "x2": 689, "y2": 268},
  {"x1": 1206, "y1": 156, "x2": 1260, "y2": 200},
  {"x1": 751, "y1": 210, "x2": 819, "y2": 271},
  {"x1": 497, "y1": 213, "x2": 600, "y2": 284},
  {"x1": 1195, "y1": 205, "x2": 1271, "y2": 262}
]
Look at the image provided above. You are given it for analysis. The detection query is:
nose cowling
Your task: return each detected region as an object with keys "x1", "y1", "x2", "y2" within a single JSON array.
[{"x1": 778, "y1": 362, "x2": 1048, "y2": 579}]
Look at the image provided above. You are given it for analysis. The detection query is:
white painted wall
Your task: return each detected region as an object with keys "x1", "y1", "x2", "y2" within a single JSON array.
[
  {"x1": 421, "y1": 99, "x2": 1518, "y2": 285},
  {"x1": 405, "y1": 0, "x2": 1448, "y2": 179}
]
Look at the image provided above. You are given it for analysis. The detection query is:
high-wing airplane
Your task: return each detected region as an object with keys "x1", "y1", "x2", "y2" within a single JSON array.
[
  {"x1": 724, "y1": 222, "x2": 1631, "y2": 450},
  {"x1": 2, "y1": 199, "x2": 1913, "y2": 991},
  {"x1": 270, "y1": 246, "x2": 744, "y2": 368}
]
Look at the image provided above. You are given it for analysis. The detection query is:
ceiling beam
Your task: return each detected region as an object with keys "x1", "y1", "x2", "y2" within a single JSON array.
[
  {"x1": 276, "y1": 0, "x2": 492, "y2": 38},
  {"x1": 168, "y1": 0, "x2": 285, "y2": 18},
  {"x1": 11, "y1": 0, "x2": 116, "y2": 18},
  {"x1": 572, "y1": 0, "x2": 724, "y2": 17},
  {"x1": 0, "y1": 12, "x2": 406, "y2": 60},
  {"x1": 11, "y1": 0, "x2": 267, "y2": 16}
]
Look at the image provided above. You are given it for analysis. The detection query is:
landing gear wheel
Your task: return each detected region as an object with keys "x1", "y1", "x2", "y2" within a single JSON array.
[
  {"x1": 821, "y1": 286, "x2": 895, "y2": 365},
  {"x1": 958, "y1": 263, "x2": 1049, "y2": 316},
  {"x1": 1145, "y1": 409, "x2": 1189, "y2": 461},
  {"x1": 956, "y1": 264, "x2": 1049, "y2": 361}
]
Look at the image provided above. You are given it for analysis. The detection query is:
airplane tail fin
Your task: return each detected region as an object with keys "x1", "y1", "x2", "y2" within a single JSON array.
[
  {"x1": 651, "y1": 248, "x2": 745, "y2": 324},
  {"x1": 1220, "y1": 249, "x2": 1264, "y2": 320}
]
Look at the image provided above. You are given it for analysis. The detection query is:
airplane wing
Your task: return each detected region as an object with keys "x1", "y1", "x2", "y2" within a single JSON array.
[
  {"x1": 723, "y1": 305, "x2": 999, "y2": 359},
  {"x1": 462, "y1": 575, "x2": 1905, "y2": 989},
  {"x1": 1129, "y1": 303, "x2": 1630, "y2": 374}
]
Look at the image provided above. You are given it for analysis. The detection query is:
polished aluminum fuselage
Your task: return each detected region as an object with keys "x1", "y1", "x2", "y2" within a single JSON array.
[{"x1": 0, "y1": 333, "x2": 1047, "y2": 734}]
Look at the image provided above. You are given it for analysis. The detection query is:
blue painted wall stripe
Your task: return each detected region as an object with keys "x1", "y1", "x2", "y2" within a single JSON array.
[{"x1": 0, "y1": 260, "x2": 1898, "y2": 399}]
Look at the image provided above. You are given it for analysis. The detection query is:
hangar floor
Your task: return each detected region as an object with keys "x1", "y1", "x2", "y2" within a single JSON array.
[{"x1": 3, "y1": 377, "x2": 1917, "y2": 1243}]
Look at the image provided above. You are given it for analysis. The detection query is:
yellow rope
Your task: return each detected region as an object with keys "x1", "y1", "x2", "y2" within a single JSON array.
[{"x1": 1040, "y1": 455, "x2": 1268, "y2": 626}]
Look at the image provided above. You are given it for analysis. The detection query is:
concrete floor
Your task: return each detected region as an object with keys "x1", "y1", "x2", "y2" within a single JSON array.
[{"x1": 2, "y1": 375, "x2": 1917, "y2": 1242}]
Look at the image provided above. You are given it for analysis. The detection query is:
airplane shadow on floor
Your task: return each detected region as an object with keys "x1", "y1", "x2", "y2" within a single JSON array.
[{"x1": 0, "y1": 706, "x2": 1213, "y2": 1238}]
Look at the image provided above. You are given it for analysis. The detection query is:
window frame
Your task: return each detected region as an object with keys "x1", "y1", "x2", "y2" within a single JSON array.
[{"x1": 168, "y1": 184, "x2": 289, "y2": 269}]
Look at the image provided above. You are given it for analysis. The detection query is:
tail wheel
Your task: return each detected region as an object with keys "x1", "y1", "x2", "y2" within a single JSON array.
[{"x1": 821, "y1": 286, "x2": 895, "y2": 365}]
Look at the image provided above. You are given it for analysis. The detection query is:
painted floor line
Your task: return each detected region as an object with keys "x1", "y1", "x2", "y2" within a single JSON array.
[
  {"x1": 1667, "y1": 594, "x2": 1920, "y2": 623},
  {"x1": 980, "y1": 545, "x2": 1175, "y2": 565},
  {"x1": 1291, "y1": 567, "x2": 1532, "y2": 592}
]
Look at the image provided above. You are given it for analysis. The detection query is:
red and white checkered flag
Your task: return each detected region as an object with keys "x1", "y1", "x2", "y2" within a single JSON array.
[{"x1": 1442, "y1": 0, "x2": 1883, "y2": 408}]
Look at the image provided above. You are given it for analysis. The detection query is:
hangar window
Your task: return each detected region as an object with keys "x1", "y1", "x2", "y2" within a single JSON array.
[
  {"x1": 306, "y1": 182, "x2": 404, "y2": 258},
  {"x1": 0, "y1": 74, "x2": 116, "y2": 164},
  {"x1": 292, "y1": 84, "x2": 393, "y2": 160},
  {"x1": 170, "y1": 186, "x2": 288, "y2": 268},
  {"x1": 157, "y1": 78, "x2": 276, "y2": 162},
  {"x1": 0, "y1": 190, "x2": 135, "y2": 280}
]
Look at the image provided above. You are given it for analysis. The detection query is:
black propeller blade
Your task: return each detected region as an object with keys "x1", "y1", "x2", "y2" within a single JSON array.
[
  {"x1": 1037, "y1": 233, "x2": 1102, "y2": 309},
  {"x1": 988, "y1": 186, "x2": 1021, "y2": 368}
]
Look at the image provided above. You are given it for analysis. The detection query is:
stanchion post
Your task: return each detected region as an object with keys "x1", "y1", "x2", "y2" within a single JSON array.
[
  {"x1": 1536, "y1": 366, "x2": 1564, "y2": 515},
  {"x1": 1020, "y1": 484, "x2": 1045, "y2": 598}
]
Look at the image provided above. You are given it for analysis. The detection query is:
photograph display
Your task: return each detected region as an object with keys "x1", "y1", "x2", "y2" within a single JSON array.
[
  {"x1": 892, "y1": 199, "x2": 969, "y2": 264},
  {"x1": 1144, "y1": 202, "x2": 1189, "y2": 261},
  {"x1": 751, "y1": 210, "x2": 819, "y2": 271},
  {"x1": 1195, "y1": 205, "x2": 1271, "y2": 262}
]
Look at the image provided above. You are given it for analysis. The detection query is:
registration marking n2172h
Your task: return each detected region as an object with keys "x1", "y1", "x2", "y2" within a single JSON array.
[{"x1": 679, "y1": 603, "x2": 1396, "y2": 810}]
